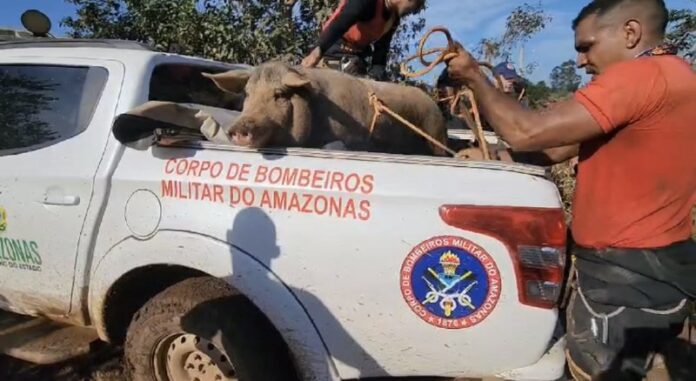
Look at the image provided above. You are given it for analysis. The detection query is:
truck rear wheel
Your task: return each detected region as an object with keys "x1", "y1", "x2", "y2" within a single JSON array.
[{"x1": 124, "y1": 276, "x2": 297, "y2": 381}]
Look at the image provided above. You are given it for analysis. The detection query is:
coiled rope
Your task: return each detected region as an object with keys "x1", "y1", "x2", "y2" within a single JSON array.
[
  {"x1": 399, "y1": 26, "x2": 496, "y2": 160},
  {"x1": 400, "y1": 27, "x2": 460, "y2": 79}
]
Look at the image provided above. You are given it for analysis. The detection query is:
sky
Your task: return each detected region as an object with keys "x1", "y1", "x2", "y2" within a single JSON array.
[{"x1": 1, "y1": 0, "x2": 693, "y2": 83}]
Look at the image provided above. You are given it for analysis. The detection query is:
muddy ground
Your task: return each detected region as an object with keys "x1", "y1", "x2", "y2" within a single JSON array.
[
  {"x1": 0, "y1": 344, "x2": 124, "y2": 381},
  {"x1": 0, "y1": 332, "x2": 694, "y2": 381}
]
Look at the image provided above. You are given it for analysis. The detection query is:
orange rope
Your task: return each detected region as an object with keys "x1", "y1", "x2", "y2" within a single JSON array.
[
  {"x1": 368, "y1": 92, "x2": 457, "y2": 157},
  {"x1": 462, "y1": 90, "x2": 491, "y2": 160},
  {"x1": 399, "y1": 27, "x2": 500, "y2": 160},
  {"x1": 400, "y1": 27, "x2": 459, "y2": 79}
]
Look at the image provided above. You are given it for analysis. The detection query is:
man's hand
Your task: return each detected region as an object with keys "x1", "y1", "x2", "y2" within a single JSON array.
[
  {"x1": 445, "y1": 45, "x2": 482, "y2": 85},
  {"x1": 301, "y1": 47, "x2": 322, "y2": 68}
]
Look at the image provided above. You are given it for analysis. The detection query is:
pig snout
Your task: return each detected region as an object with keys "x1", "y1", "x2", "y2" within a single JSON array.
[
  {"x1": 228, "y1": 117, "x2": 276, "y2": 148},
  {"x1": 228, "y1": 119, "x2": 256, "y2": 147}
]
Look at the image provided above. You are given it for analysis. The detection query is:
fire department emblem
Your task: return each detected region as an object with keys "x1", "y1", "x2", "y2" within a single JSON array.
[{"x1": 400, "y1": 236, "x2": 501, "y2": 329}]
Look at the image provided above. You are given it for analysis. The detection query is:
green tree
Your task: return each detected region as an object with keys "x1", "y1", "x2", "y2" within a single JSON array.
[
  {"x1": 666, "y1": 7, "x2": 695, "y2": 64},
  {"x1": 61, "y1": 0, "x2": 426, "y2": 73},
  {"x1": 477, "y1": 1, "x2": 552, "y2": 76},
  {"x1": 550, "y1": 60, "x2": 581, "y2": 94},
  {"x1": 524, "y1": 80, "x2": 552, "y2": 109}
]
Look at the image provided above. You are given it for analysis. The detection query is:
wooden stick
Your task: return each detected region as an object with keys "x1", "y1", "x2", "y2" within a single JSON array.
[{"x1": 518, "y1": 87, "x2": 527, "y2": 102}]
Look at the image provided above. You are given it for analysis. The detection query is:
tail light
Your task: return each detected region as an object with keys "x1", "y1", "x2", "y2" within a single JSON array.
[{"x1": 440, "y1": 205, "x2": 567, "y2": 309}]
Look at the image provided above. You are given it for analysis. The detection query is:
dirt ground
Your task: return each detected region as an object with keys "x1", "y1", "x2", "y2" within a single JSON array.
[
  {"x1": 0, "y1": 326, "x2": 693, "y2": 381},
  {"x1": 0, "y1": 344, "x2": 124, "y2": 381}
]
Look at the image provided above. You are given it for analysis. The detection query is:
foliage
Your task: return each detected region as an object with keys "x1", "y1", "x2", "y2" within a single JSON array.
[
  {"x1": 524, "y1": 80, "x2": 552, "y2": 109},
  {"x1": 550, "y1": 59, "x2": 581, "y2": 94},
  {"x1": 666, "y1": 8, "x2": 695, "y2": 64},
  {"x1": 61, "y1": 0, "x2": 426, "y2": 72},
  {"x1": 476, "y1": 1, "x2": 552, "y2": 75},
  {"x1": 550, "y1": 161, "x2": 576, "y2": 223}
]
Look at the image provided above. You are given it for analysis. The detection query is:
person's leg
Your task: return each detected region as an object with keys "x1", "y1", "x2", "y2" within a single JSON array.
[
  {"x1": 566, "y1": 288, "x2": 625, "y2": 381},
  {"x1": 566, "y1": 286, "x2": 689, "y2": 381}
]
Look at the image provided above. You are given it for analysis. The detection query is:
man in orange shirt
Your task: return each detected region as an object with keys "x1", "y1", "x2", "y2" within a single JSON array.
[{"x1": 446, "y1": 0, "x2": 695, "y2": 380}]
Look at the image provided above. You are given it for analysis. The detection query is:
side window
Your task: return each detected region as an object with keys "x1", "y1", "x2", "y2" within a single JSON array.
[
  {"x1": 149, "y1": 64, "x2": 244, "y2": 111},
  {"x1": 0, "y1": 65, "x2": 108, "y2": 156}
]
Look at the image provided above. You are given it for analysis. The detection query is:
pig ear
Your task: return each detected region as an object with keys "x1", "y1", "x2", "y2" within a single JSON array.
[
  {"x1": 202, "y1": 70, "x2": 251, "y2": 94},
  {"x1": 282, "y1": 71, "x2": 311, "y2": 90}
]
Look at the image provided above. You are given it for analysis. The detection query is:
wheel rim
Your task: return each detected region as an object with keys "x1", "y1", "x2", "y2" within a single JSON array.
[{"x1": 154, "y1": 333, "x2": 237, "y2": 381}]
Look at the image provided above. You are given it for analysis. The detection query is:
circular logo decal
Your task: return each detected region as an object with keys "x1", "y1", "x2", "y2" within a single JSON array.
[{"x1": 400, "y1": 236, "x2": 501, "y2": 329}]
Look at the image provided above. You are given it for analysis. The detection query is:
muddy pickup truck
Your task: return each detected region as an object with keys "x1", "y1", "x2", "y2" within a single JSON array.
[{"x1": 0, "y1": 39, "x2": 568, "y2": 381}]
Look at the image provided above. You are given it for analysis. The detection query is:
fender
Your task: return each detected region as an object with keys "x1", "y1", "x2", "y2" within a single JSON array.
[{"x1": 89, "y1": 230, "x2": 340, "y2": 381}]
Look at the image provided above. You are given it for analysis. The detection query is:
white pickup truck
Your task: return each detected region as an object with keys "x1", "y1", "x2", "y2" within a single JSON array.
[{"x1": 0, "y1": 39, "x2": 569, "y2": 381}]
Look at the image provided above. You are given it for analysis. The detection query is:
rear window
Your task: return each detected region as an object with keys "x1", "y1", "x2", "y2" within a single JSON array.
[
  {"x1": 149, "y1": 64, "x2": 242, "y2": 110},
  {"x1": 0, "y1": 65, "x2": 108, "y2": 156}
]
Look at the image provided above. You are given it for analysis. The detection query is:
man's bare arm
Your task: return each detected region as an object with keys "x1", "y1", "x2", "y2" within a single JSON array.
[
  {"x1": 445, "y1": 45, "x2": 604, "y2": 151},
  {"x1": 466, "y1": 73, "x2": 602, "y2": 151},
  {"x1": 511, "y1": 144, "x2": 579, "y2": 166}
]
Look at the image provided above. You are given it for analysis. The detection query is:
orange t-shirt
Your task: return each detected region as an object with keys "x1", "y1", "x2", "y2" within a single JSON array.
[{"x1": 572, "y1": 56, "x2": 696, "y2": 249}]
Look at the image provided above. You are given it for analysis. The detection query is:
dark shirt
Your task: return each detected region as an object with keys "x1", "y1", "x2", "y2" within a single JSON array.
[{"x1": 319, "y1": 0, "x2": 398, "y2": 66}]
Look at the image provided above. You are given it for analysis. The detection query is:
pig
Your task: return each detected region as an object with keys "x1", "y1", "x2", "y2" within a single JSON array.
[{"x1": 202, "y1": 61, "x2": 449, "y2": 156}]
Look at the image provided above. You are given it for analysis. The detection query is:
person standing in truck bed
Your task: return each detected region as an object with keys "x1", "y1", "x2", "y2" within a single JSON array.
[
  {"x1": 445, "y1": 0, "x2": 696, "y2": 380},
  {"x1": 301, "y1": 0, "x2": 425, "y2": 81}
]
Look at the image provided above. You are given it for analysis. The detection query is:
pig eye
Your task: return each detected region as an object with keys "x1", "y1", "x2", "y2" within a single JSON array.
[
  {"x1": 274, "y1": 88, "x2": 289, "y2": 99},
  {"x1": 273, "y1": 89, "x2": 285, "y2": 99}
]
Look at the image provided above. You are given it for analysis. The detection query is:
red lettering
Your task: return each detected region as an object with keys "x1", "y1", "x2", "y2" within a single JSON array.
[
  {"x1": 301, "y1": 194, "x2": 313, "y2": 213},
  {"x1": 344, "y1": 199, "x2": 357, "y2": 219},
  {"x1": 330, "y1": 172, "x2": 344, "y2": 191},
  {"x1": 358, "y1": 200, "x2": 371, "y2": 221},
  {"x1": 274, "y1": 191, "x2": 288, "y2": 210},
  {"x1": 187, "y1": 160, "x2": 200, "y2": 177},
  {"x1": 311, "y1": 170, "x2": 326, "y2": 189},
  {"x1": 314, "y1": 195, "x2": 328, "y2": 215},
  {"x1": 213, "y1": 185, "x2": 224, "y2": 203},
  {"x1": 201, "y1": 184, "x2": 213, "y2": 201},
  {"x1": 176, "y1": 159, "x2": 188, "y2": 175},
  {"x1": 345, "y1": 173, "x2": 360, "y2": 193},
  {"x1": 268, "y1": 167, "x2": 282, "y2": 184},
  {"x1": 191, "y1": 182, "x2": 202, "y2": 199},
  {"x1": 298, "y1": 170, "x2": 311, "y2": 187},
  {"x1": 259, "y1": 190, "x2": 272, "y2": 208},
  {"x1": 210, "y1": 162, "x2": 223, "y2": 178},
  {"x1": 329, "y1": 197, "x2": 343, "y2": 216},
  {"x1": 162, "y1": 180, "x2": 176, "y2": 197},
  {"x1": 242, "y1": 188, "x2": 255, "y2": 206},
  {"x1": 200, "y1": 161, "x2": 211, "y2": 175},
  {"x1": 254, "y1": 165, "x2": 268, "y2": 182},
  {"x1": 282, "y1": 168, "x2": 299, "y2": 186},
  {"x1": 165, "y1": 159, "x2": 177, "y2": 174},
  {"x1": 360, "y1": 174, "x2": 375, "y2": 194},
  {"x1": 226, "y1": 163, "x2": 243, "y2": 180},
  {"x1": 239, "y1": 164, "x2": 251, "y2": 182},
  {"x1": 229, "y1": 186, "x2": 241, "y2": 206},
  {"x1": 288, "y1": 193, "x2": 301, "y2": 212},
  {"x1": 177, "y1": 181, "x2": 187, "y2": 199}
]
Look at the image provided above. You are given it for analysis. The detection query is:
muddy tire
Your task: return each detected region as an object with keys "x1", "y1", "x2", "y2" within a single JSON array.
[{"x1": 124, "y1": 276, "x2": 297, "y2": 381}]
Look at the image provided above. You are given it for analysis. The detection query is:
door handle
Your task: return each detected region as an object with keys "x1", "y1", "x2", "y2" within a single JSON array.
[{"x1": 42, "y1": 194, "x2": 81, "y2": 206}]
